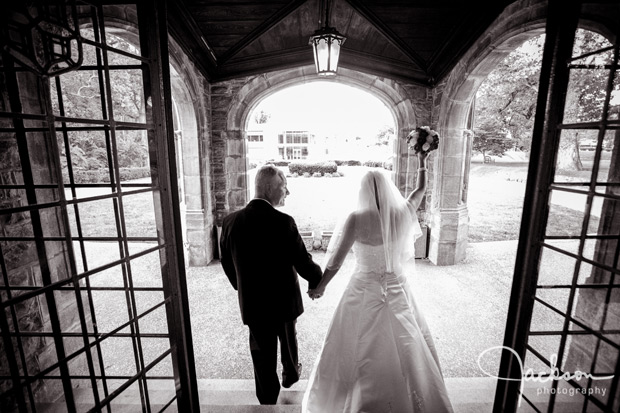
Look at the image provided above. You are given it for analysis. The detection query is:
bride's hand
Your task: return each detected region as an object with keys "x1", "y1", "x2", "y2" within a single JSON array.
[
  {"x1": 417, "y1": 151, "x2": 430, "y2": 162},
  {"x1": 308, "y1": 287, "x2": 325, "y2": 300}
]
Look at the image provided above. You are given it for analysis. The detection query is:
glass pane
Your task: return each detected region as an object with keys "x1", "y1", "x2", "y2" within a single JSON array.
[
  {"x1": 536, "y1": 288, "x2": 571, "y2": 315},
  {"x1": 596, "y1": 130, "x2": 617, "y2": 182},
  {"x1": 577, "y1": 262, "x2": 612, "y2": 285},
  {"x1": 572, "y1": 288, "x2": 606, "y2": 330},
  {"x1": 53, "y1": 70, "x2": 106, "y2": 120},
  {"x1": 140, "y1": 337, "x2": 169, "y2": 367},
  {"x1": 147, "y1": 378, "x2": 176, "y2": 411},
  {"x1": 546, "y1": 189, "x2": 587, "y2": 237},
  {"x1": 583, "y1": 238, "x2": 616, "y2": 262},
  {"x1": 127, "y1": 240, "x2": 159, "y2": 256},
  {"x1": 556, "y1": 380, "x2": 586, "y2": 411},
  {"x1": 564, "y1": 67, "x2": 608, "y2": 124},
  {"x1": 554, "y1": 129, "x2": 596, "y2": 183},
  {"x1": 521, "y1": 350, "x2": 552, "y2": 410},
  {"x1": 108, "y1": 379, "x2": 143, "y2": 411},
  {"x1": 133, "y1": 290, "x2": 165, "y2": 317},
  {"x1": 610, "y1": 70, "x2": 620, "y2": 121},
  {"x1": 89, "y1": 265, "x2": 125, "y2": 289},
  {"x1": 594, "y1": 336, "x2": 618, "y2": 375},
  {"x1": 74, "y1": 241, "x2": 123, "y2": 274},
  {"x1": 530, "y1": 298, "x2": 566, "y2": 332},
  {"x1": 129, "y1": 251, "x2": 162, "y2": 288},
  {"x1": 122, "y1": 192, "x2": 157, "y2": 238},
  {"x1": 528, "y1": 334, "x2": 561, "y2": 365},
  {"x1": 146, "y1": 353, "x2": 173, "y2": 377},
  {"x1": 109, "y1": 69, "x2": 145, "y2": 123},
  {"x1": 137, "y1": 305, "x2": 167, "y2": 334},
  {"x1": 59, "y1": 130, "x2": 112, "y2": 188},
  {"x1": 70, "y1": 198, "x2": 121, "y2": 238},
  {"x1": 91, "y1": 290, "x2": 130, "y2": 333},
  {"x1": 538, "y1": 246, "x2": 578, "y2": 286},
  {"x1": 99, "y1": 336, "x2": 138, "y2": 376}
]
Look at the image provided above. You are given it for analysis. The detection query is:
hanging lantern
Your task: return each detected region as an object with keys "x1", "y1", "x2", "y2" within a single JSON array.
[
  {"x1": 2, "y1": 1, "x2": 83, "y2": 76},
  {"x1": 309, "y1": 0, "x2": 346, "y2": 76}
]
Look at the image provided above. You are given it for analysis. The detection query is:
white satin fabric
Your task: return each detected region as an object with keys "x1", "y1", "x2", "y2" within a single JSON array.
[{"x1": 302, "y1": 242, "x2": 453, "y2": 413}]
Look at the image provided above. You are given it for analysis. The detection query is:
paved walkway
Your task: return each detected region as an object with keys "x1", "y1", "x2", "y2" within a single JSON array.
[{"x1": 187, "y1": 240, "x2": 518, "y2": 380}]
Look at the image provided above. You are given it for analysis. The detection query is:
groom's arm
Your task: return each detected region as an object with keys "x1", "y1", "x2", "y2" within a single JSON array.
[
  {"x1": 220, "y1": 220, "x2": 238, "y2": 290},
  {"x1": 287, "y1": 217, "x2": 322, "y2": 289}
]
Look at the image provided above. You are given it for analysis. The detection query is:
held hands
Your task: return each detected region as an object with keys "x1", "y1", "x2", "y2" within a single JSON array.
[{"x1": 308, "y1": 286, "x2": 325, "y2": 300}]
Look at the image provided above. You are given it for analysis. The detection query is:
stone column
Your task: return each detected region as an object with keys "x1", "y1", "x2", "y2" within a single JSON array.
[{"x1": 428, "y1": 124, "x2": 469, "y2": 265}]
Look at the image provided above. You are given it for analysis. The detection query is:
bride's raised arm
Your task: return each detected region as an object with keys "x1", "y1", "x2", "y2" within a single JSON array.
[{"x1": 406, "y1": 151, "x2": 430, "y2": 211}]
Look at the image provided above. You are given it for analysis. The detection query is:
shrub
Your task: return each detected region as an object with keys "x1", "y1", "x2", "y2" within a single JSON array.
[
  {"x1": 345, "y1": 160, "x2": 361, "y2": 166},
  {"x1": 363, "y1": 160, "x2": 384, "y2": 167},
  {"x1": 333, "y1": 160, "x2": 344, "y2": 166},
  {"x1": 292, "y1": 172, "x2": 299, "y2": 178},
  {"x1": 324, "y1": 173, "x2": 332, "y2": 178},
  {"x1": 303, "y1": 172, "x2": 311, "y2": 178},
  {"x1": 313, "y1": 172, "x2": 322, "y2": 177},
  {"x1": 383, "y1": 160, "x2": 393, "y2": 171},
  {"x1": 72, "y1": 167, "x2": 150, "y2": 183},
  {"x1": 289, "y1": 161, "x2": 337, "y2": 175}
]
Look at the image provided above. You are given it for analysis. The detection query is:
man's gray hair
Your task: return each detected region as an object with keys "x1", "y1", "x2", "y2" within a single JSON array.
[{"x1": 255, "y1": 164, "x2": 282, "y2": 192}]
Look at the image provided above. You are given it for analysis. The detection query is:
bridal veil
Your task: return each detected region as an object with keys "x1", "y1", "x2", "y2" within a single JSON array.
[{"x1": 323, "y1": 169, "x2": 423, "y2": 272}]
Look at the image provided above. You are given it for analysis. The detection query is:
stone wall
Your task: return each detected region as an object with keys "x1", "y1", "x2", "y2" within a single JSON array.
[
  {"x1": 210, "y1": 67, "x2": 433, "y2": 229},
  {"x1": 211, "y1": 77, "x2": 253, "y2": 224},
  {"x1": 0, "y1": 69, "x2": 92, "y2": 410}
]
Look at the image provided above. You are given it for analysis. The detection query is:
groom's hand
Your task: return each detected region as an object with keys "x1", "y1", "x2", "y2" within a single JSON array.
[{"x1": 307, "y1": 288, "x2": 324, "y2": 300}]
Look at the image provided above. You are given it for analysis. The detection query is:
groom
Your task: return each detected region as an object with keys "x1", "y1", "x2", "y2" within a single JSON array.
[{"x1": 220, "y1": 165, "x2": 323, "y2": 405}]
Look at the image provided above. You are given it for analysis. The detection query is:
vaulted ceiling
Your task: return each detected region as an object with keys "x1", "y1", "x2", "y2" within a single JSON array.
[{"x1": 168, "y1": 0, "x2": 515, "y2": 85}]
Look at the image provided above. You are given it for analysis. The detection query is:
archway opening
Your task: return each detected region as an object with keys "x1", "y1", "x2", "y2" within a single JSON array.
[
  {"x1": 464, "y1": 27, "x2": 616, "y2": 381},
  {"x1": 246, "y1": 81, "x2": 397, "y2": 236}
]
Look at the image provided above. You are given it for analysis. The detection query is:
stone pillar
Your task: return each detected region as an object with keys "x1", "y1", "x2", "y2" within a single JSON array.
[
  {"x1": 428, "y1": 124, "x2": 469, "y2": 265},
  {"x1": 224, "y1": 130, "x2": 249, "y2": 212}
]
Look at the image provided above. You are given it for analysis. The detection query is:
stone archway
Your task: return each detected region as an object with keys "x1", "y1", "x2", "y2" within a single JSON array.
[
  {"x1": 168, "y1": 37, "x2": 215, "y2": 266},
  {"x1": 429, "y1": 0, "x2": 549, "y2": 265},
  {"x1": 212, "y1": 66, "x2": 430, "y2": 222}
]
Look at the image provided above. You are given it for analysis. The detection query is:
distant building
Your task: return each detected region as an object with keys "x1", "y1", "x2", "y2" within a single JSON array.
[{"x1": 247, "y1": 128, "x2": 319, "y2": 161}]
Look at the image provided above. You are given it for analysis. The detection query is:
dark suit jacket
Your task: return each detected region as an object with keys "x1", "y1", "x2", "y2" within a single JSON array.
[{"x1": 220, "y1": 199, "x2": 322, "y2": 325}]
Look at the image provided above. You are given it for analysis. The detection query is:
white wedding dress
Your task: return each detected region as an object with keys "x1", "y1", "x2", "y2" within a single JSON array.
[{"x1": 302, "y1": 242, "x2": 453, "y2": 412}]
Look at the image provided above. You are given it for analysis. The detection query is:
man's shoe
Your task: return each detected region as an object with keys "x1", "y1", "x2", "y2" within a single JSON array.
[{"x1": 282, "y1": 363, "x2": 302, "y2": 388}]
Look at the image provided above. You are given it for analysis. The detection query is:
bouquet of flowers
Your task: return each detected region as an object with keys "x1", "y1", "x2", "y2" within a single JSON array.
[{"x1": 406, "y1": 126, "x2": 439, "y2": 154}]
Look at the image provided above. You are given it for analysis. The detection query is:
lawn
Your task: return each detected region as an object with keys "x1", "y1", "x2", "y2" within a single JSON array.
[{"x1": 74, "y1": 150, "x2": 608, "y2": 243}]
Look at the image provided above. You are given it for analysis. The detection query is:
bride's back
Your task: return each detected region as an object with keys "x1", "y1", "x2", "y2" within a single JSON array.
[{"x1": 353, "y1": 209, "x2": 384, "y2": 246}]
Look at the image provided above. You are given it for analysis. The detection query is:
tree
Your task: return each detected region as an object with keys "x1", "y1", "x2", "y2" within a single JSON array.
[
  {"x1": 475, "y1": 36, "x2": 543, "y2": 150},
  {"x1": 475, "y1": 30, "x2": 612, "y2": 171},
  {"x1": 254, "y1": 109, "x2": 271, "y2": 124},
  {"x1": 375, "y1": 125, "x2": 394, "y2": 146},
  {"x1": 51, "y1": 28, "x2": 147, "y2": 171},
  {"x1": 472, "y1": 132, "x2": 513, "y2": 157}
]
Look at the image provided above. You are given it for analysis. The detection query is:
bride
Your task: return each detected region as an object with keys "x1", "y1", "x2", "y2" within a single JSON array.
[{"x1": 303, "y1": 150, "x2": 453, "y2": 412}]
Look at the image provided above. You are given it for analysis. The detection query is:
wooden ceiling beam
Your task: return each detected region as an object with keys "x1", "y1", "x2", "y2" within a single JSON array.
[
  {"x1": 426, "y1": 1, "x2": 509, "y2": 83},
  {"x1": 345, "y1": 0, "x2": 428, "y2": 72},
  {"x1": 168, "y1": 1, "x2": 218, "y2": 80},
  {"x1": 218, "y1": 0, "x2": 309, "y2": 64},
  {"x1": 216, "y1": 46, "x2": 428, "y2": 85}
]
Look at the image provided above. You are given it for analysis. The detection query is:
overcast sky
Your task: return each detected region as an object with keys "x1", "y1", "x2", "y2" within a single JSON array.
[{"x1": 249, "y1": 81, "x2": 395, "y2": 140}]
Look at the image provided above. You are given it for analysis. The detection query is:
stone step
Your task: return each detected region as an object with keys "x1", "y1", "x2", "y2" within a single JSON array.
[{"x1": 37, "y1": 377, "x2": 501, "y2": 412}]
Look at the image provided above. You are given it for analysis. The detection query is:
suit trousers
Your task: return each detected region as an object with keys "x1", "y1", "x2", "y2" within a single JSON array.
[{"x1": 248, "y1": 319, "x2": 299, "y2": 404}]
